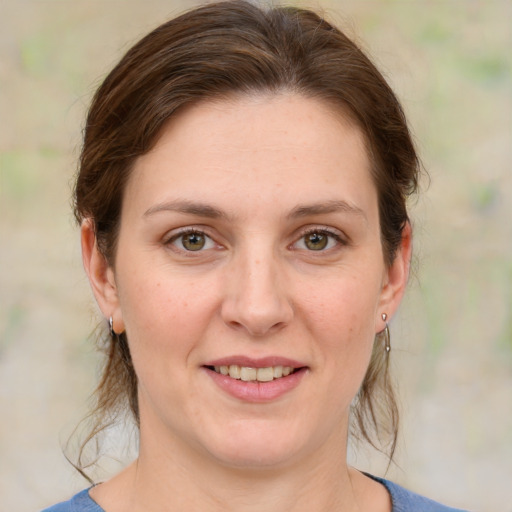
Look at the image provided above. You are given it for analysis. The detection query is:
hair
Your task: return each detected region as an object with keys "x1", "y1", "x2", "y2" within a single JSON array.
[{"x1": 72, "y1": 0, "x2": 420, "y2": 479}]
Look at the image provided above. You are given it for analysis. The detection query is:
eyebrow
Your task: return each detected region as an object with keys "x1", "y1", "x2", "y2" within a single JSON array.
[
  {"x1": 143, "y1": 198, "x2": 367, "y2": 222},
  {"x1": 143, "y1": 199, "x2": 228, "y2": 219},
  {"x1": 287, "y1": 200, "x2": 367, "y2": 222}
]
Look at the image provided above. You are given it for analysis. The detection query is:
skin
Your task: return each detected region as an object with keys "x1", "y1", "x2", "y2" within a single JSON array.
[{"x1": 82, "y1": 93, "x2": 411, "y2": 512}]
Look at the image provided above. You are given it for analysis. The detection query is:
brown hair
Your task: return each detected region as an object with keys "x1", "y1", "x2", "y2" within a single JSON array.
[{"x1": 73, "y1": 0, "x2": 420, "y2": 479}]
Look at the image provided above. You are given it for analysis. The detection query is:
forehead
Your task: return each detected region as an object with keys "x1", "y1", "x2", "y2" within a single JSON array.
[
  {"x1": 154, "y1": 92, "x2": 364, "y2": 156},
  {"x1": 124, "y1": 93, "x2": 376, "y2": 220}
]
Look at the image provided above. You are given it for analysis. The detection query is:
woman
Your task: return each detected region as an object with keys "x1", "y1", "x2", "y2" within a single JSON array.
[{"x1": 43, "y1": 2, "x2": 469, "y2": 511}]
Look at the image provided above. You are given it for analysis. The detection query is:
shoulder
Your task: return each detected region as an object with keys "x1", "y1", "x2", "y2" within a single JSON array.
[
  {"x1": 367, "y1": 475, "x2": 470, "y2": 512},
  {"x1": 40, "y1": 488, "x2": 105, "y2": 512}
]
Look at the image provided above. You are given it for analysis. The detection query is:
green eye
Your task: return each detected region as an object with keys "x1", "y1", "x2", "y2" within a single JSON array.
[
  {"x1": 304, "y1": 232, "x2": 329, "y2": 251},
  {"x1": 181, "y1": 232, "x2": 206, "y2": 251}
]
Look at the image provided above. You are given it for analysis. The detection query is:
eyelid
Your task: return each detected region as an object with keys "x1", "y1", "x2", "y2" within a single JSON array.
[
  {"x1": 164, "y1": 227, "x2": 218, "y2": 251},
  {"x1": 163, "y1": 225, "x2": 347, "y2": 251},
  {"x1": 292, "y1": 226, "x2": 348, "y2": 250}
]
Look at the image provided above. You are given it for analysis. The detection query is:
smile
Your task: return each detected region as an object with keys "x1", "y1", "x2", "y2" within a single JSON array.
[{"x1": 209, "y1": 365, "x2": 297, "y2": 382}]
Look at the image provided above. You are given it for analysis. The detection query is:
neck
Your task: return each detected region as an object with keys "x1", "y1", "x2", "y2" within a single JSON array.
[
  {"x1": 102, "y1": 423, "x2": 362, "y2": 512},
  {"x1": 132, "y1": 449, "x2": 358, "y2": 512}
]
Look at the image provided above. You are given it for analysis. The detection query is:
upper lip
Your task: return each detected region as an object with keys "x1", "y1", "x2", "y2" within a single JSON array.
[{"x1": 204, "y1": 355, "x2": 306, "y2": 369}]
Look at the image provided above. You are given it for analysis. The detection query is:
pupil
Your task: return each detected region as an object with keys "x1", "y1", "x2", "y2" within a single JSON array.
[
  {"x1": 306, "y1": 232, "x2": 327, "y2": 250},
  {"x1": 183, "y1": 233, "x2": 205, "y2": 251}
]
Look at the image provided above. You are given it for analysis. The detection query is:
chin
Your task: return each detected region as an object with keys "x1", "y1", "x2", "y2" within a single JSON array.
[
  {"x1": 200, "y1": 419, "x2": 315, "y2": 470},
  {"x1": 211, "y1": 443, "x2": 299, "y2": 471}
]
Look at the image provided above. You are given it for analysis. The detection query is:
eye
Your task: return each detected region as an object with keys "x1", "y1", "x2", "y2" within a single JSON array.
[
  {"x1": 169, "y1": 230, "x2": 216, "y2": 252},
  {"x1": 294, "y1": 229, "x2": 343, "y2": 251}
]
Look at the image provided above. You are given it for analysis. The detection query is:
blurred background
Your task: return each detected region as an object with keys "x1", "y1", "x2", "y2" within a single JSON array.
[{"x1": 0, "y1": 1, "x2": 510, "y2": 510}]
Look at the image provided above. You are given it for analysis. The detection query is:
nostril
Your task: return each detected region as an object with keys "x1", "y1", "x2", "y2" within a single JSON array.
[{"x1": 226, "y1": 319, "x2": 245, "y2": 331}]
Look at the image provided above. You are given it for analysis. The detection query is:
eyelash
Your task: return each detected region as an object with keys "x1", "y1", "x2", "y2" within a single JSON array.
[
  {"x1": 165, "y1": 228, "x2": 216, "y2": 251},
  {"x1": 293, "y1": 227, "x2": 346, "y2": 251},
  {"x1": 165, "y1": 226, "x2": 346, "y2": 254}
]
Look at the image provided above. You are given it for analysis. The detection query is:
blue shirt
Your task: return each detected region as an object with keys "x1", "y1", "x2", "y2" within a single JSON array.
[{"x1": 41, "y1": 476, "x2": 470, "y2": 511}]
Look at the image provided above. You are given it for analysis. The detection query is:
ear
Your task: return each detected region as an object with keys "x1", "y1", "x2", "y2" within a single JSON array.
[
  {"x1": 377, "y1": 222, "x2": 412, "y2": 331},
  {"x1": 81, "y1": 219, "x2": 124, "y2": 333}
]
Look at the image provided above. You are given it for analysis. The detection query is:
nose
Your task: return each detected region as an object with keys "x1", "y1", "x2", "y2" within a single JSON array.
[{"x1": 221, "y1": 251, "x2": 293, "y2": 337}]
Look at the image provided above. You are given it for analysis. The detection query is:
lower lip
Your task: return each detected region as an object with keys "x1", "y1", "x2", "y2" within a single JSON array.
[{"x1": 204, "y1": 367, "x2": 307, "y2": 403}]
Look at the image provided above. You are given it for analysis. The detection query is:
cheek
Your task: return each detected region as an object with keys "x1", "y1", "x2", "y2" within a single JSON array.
[
  {"x1": 299, "y1": 272, "x2": 381, "y2": 380},
  {"x1": 116, "y1": 267, "x2": 220, "y2": 363},
  {"x1": 301, "y1": 271, "x2": 381, "y2": 336}
]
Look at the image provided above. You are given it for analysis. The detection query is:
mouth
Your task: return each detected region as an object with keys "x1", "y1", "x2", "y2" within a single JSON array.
[
  {"x1": 205, "y1": 364, "x2": 300, "y2": 382},
  {"x1": 203, "y1": 358, "x2": 307, "y2": 402}
]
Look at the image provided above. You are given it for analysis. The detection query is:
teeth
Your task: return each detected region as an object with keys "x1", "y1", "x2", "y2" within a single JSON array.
[
  {"x1": 228, "y1": 365, "x2": 240, "y2": 379},
  {"x1": 214, "y1": 365, "x2": 296, "y2": 382},
  {"x1": 256, "y1": 367, "x2": 274, "y2": 382},
  {"x1": 240, "y1": 367, "x2": 257, "y2": 381}
]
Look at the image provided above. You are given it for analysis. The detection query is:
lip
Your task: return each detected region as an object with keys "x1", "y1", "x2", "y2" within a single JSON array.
[
  {"x1": 204, "y1": 367, "x2": 307, "y2": 403},
  {"x1": 202, "y1": 355, "x2": 308, "y2": 403}
]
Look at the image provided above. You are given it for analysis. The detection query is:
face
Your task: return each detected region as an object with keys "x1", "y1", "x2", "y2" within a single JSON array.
[{"x1": 85, "y1": 93, "x2": 410, "y2": 471}]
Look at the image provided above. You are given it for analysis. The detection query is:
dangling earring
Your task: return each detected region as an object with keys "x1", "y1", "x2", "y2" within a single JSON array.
[
  {"x1": 109, "y1": 315, "x2": 131, "y2": 366},
  {"x1": 381, "y1": 313, "x2": 391, "y2": 353},
  {"x1": 109, "y1": 316, "x2": 116, "y2": 338}
]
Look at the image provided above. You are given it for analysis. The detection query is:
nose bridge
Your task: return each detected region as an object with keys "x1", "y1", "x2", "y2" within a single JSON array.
[{"x1": 222, "y1": 239, "x2": 292, "y2": 336}]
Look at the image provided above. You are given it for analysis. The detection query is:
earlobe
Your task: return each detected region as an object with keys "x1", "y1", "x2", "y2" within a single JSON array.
[
  {"x1": 81, "y1": 219, "x2": 123, "y2": 327},
  {"x1": 378, "y1": 222, "x2": 412, "y2": 329}
]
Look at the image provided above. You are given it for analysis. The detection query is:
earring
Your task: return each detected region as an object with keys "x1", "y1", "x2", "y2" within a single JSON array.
[
  {"x1": 381, "y1": 313, "x2": 391, "y2": 353},
  {"x1": 109, "y1": 316, "x2": 116, "y2": 337}
]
